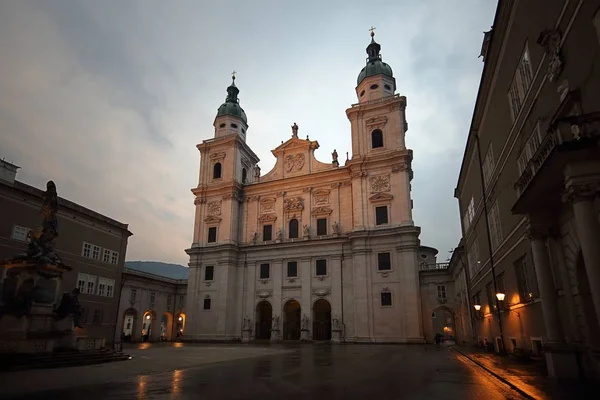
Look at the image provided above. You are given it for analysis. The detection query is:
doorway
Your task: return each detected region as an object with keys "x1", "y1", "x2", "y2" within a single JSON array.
[
  {"x1": 313, "y1": 299, "x2": 331, "y2": 341},
  {"x1": 255, "y1": 301, "x2": 272, "y2": 340},
  {"x1": 122, "y1": 308, "x2": 137, "y2": 342},
  {"x1": 283, "y1": 300, "x2": 301, "y2": 340}
]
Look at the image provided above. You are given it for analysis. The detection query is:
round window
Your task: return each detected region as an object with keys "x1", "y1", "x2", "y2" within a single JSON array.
[
  {"x1": 384, "y1": 84, "x2": 392, "y2": 90},
  {"x1": 219, "y1": 123, "x2": 226, "y2": 128},
  {"x1": 241, "y1": 128, "x2": 245, "y2": 133},
  {"x1": 420, "y1": 254, "x2": 427, "y2": 259},
  {"x1": 360, "y1": 90, "x2": 365, "y2": 97},
  {"x1": 231, "y1": 123, "x2": 238, "y2": 129},
  {"x1": 370, "y1": 84, "x2": 379, "y2": 90}
]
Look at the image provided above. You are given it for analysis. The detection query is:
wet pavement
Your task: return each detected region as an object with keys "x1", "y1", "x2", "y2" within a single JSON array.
[{"x1": 1, "y1": 343, "x2": 525, "y2": 400}]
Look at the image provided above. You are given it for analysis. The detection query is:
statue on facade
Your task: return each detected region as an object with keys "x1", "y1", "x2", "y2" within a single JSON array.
[
  {"x1": 301, "y1": 314, "x2": 309, "y2": 330},
  {"x1": 15, "y1": 181, "x2": 65, "y2": 269},
  {"x1": 251, "y1": 232, "x2": 258, "y2": 244},
  {"x1": 291, "y1": 122, "x2": 299, "y2": 139},
  {"x1": 254, "y1": 165, "x2": 261, "y2": 181},
  {"x1": 303, "y1": 224, "x2": 310, "y2": 237},
  {"x1": 332, "y1": 149, "x2": 339, "y2": 165},
  {"x1": 54, "y1": 288, "x2": 84, "y2": 329},
  {"x1": 271, "y1": 315, "x2": 280, "y2": 330},
  {"x1": 276, "y1": 229, "x2": 283, "y2": 241},
  {"x1": 332, "y1": 315, "x2": 340, "y2": 331},
  {"x1": 243, "y1": 315, "x2": 252, "y2": 331},
  {"x1": 332, "y1": 221, "x2": 340, "y2": 235}
]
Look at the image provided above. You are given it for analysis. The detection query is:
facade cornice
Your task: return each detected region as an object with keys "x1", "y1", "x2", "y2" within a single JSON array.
[
  {"x1": 243, "y1": 167, "x2": 350, "y2": 197},
  {"x1": 345, "y1": 94, "x2": 407, "y2": 118}
]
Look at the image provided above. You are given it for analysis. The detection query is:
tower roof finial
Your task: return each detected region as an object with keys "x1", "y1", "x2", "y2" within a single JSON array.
[
  {"x1": 369, "y1": 26, "x2": 376, "y2": 38},
  {"x1": 231, "y1": 70, "x2": 236, "y2": 81}
]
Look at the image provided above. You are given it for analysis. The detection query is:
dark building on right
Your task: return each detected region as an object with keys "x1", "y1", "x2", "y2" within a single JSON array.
[{"x1": 454, "y1": 0, "x2": 600, "y2": 379}]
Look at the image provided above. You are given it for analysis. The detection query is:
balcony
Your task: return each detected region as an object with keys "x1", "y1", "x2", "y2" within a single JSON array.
[
  {"x1": 420, "y1": 263, "x2": 449, "y2": 272},
  {"x1": 512, "y1": 111, "x2": 600, "y2": 214}
]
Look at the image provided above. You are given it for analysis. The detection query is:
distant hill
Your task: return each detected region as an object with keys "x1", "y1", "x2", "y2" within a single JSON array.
[{"x1": 125, "y1": 261, "x2": 189, "y2": 280}]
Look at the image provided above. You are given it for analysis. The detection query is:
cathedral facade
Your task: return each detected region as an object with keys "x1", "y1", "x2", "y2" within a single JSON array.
[{"x1": 184, "y1": 33, "x2": 426, "y2": 343}]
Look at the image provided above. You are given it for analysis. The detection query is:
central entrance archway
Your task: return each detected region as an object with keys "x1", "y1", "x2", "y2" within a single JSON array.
[
  {"x1": 313, "y1": 299, "x2": 331, "y2": 341},
  {"x1": 283, "y1": 300, "x2": 301, "y2": 340},
  {"x1": 432, "y1": 306, "x2": 456, "y2": 344},
  {"x1": 255, "y1": 301, "x2": 272, "y2": 340}
]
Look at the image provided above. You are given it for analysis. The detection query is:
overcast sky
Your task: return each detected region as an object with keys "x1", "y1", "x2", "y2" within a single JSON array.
[{"x1": 0, "y1": 0, "x2": 496, "y2": 265}]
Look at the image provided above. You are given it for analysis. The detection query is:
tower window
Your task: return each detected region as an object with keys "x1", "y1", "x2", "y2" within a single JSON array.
[
  {"x1": 375, "y1": 206, "x2": 388, "y2": 225},
  {"x1": 370, "y1": 84, "x2": 379, "y2": 90},
  {"x1": 381, "y1": 292, "x2": 392, "y2": 307},
  {"x1": 263, "y1": 224, "x2": 272, "y2": 241},
  {"x1": 378, "y1": 253, "x2": 391, "y2": 271},
  {"x1": 241, "y1": 128, "x2": 245, "y2": 134},
  {"x1": 207, "y1": 227, "x2": 217, "y2": 243},
  {"x1": 204, "y1": 265, "x2": 214, "y2": 281},
  {"x1": 360, "y1": 90, "x2": 365, "y2": 97},
  {"x1": 316, "y1": 259, "x2": 327, "y2": 276},
  {"x1": 384, "y1": 84, "x2": 392, "y2": 91},
  {"x1": 242, "y1": 168, "x2": 247, "y2": 183},
  {"x1": 213, "y1": 162, "x2": 222, "y2": 179},
  {"x1": 230, "y1": 123, "x2": 238, "y2": 129},
  {"x1": 371, "y1": 129, "x2": 383, "y2": 149},
  {"x1": 219, "y1": 123, "x2": 226, "y2": 128},
  {"x1": 289, "y1": 218, "x2": 299, "y2": 239},
  {"x1": 287, "y1": 261, "x2": 298, "y2": 277},
  {"x1": 203, "y1": 298, "x2": 211, "y2": 310}
]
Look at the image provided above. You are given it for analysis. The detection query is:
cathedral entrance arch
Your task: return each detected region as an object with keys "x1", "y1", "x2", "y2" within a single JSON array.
[
  {"x1": 283, "y1": 300, "x2": 301, "y2": 340},
  {"x1": 312, "y1": 299, "x2": 331, "y2": 341},
  {"x1": 160, "y1": 312, "x2": 173, "y2": 341},
  {"x1": 431, "y1": 306, "x2": 456, "y2": 344},
  {"x1": 255, "y1": 301, "x2": 272, "y2": 340}
]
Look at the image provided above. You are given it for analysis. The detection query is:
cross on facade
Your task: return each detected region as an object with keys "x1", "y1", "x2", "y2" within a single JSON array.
[{"x1": 369, "y1": 26, "x2": 376, "y2": 36}]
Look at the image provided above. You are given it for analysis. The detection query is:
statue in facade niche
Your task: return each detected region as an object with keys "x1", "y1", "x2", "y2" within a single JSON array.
[
  {"x1": 276, "y1": 229, "x2": 283, "y2": 241},
  {"x1": 332, "y1": 221, "x2": 340, "y2": 235},
  {"x1": 332, "y1": 315, "x2": 340, "y2": 331},
  {"x1": 243, "y1": 316, "x2": 252, "y2": 331},
  {"x1": 251, "y1": 232, "x2": 258, "y2": 244},
  {"x1": 254, "y1": 165, "x2": 261, "y2": 180},
  {"x1": 303, "y1": 225, "x2": 310, "y2": 237},
  {"x1": 271, "y1": 315, "x2": 280, "y2": 330},
  {"x1": 301, "y1": 314, "x2": 309, "y2": 330}
]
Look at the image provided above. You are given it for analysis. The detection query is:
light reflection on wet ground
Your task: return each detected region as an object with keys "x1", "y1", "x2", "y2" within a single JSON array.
[{"x1": 3, "y1": 343, "x2": 524, "y2": 400}]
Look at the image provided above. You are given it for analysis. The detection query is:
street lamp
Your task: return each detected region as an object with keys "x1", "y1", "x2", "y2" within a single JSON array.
[
  {"x1": 178, "y1": 316, "x2": 183, "y2": 322},
  {"x1": 474, "y1": 304, "x2": 482, "y2": 311},
  {"x1": 146, "y1": 315, "x2": 151, "y2": 320},
  {"x1": 496, "y1": 292, "x2": 505, "y2": 302}
]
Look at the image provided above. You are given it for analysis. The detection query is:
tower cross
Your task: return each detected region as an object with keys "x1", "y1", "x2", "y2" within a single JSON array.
[
  {"x1": 369, "y1": 26, "x2": 376, "y2": 36},
  {"x1": 231, "y1": 70, "x2": 237, "y2": 80}
]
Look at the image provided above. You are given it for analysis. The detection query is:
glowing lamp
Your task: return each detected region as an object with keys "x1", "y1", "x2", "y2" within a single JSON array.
[
  {"x1": 178, "y1": 316, "x2": 183, "y2": 321},
  {"x1": 146, "y1": 315, "x2": 151, "y2": 320},
  {"x1": 496, "y1": 292, "x2": 506, "y2": 301},
  {"x1": 474, "y1": 304, "x2": 481, "y2": 311}
]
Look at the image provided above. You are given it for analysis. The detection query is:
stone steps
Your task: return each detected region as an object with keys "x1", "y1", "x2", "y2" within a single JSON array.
[{"x1": 0, "y1": 349, "x2": 131, "y2": 371}]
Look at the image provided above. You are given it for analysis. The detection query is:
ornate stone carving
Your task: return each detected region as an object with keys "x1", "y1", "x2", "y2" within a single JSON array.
[
  {"x1": 351, "y1": 171, "x2": 367, "y2": 179},
  {"x1": 370, "y1": 175, "x2": 391, "y2": 193},
  {"x1": 311, "y1": 206, "x2": 333, "y2": 216},
  {"x1": 538, "y1": 29, "x2": 563, "y2": 82},
  {"x1": 284, "y1": 153, "x2": 306, "y2": 172},
  {"x1": 332, "y1": 221, "x2": 340, "y2": 235},
  {"x1": 284, "y1": 197, "x2": 304, "y2": 212},
  {"x1": 210, "y1": 152, "x2": 226, "y2": 161},
  {"x1": 258, "y1": 214, "x2": 277, "y2": 223},
  {"x1": 207, "y1": 201, "x2": 221, "y2": 216},
  {"x1": 391, "y1": 163, "x2": 408, "y2": 173},
  {"x1": 204, "y1": 215, "x2": 222, "y2": 224},
  {"x1": 260, "y1": 198, "x2": 276, "y2": 213},
  {"x1": 369, "y1": 192, "x2": 393, "y2": 203},
  {"x1": 312, "y1": 288, "x2": 331, "y2": 297},
  {"x1": 366, "y1": 116, "x2": 387, "y2": 130},
  {"x1": 256, "y1": 291, "x2": 272, "y2": 299},
  {"x1": 303, "y1": 225, "x2": 310, "y2": 237},
  {"x1": 562, "y1": 183, "x2": 600, "y2": 204},
  {"x1": 313, "y1": 189, "x2": 330, "y2": 206},
  {"x1": 303, "y1": 187, "x2": 313, "y2": 193},
  {"x1": 194, "y1": 197, "x2": 206, "y2": 205}
]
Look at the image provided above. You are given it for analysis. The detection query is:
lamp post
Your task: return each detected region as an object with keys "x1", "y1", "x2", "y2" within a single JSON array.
[{"x1": 473, "y1": 131, "x2": 506, "y2": 354}]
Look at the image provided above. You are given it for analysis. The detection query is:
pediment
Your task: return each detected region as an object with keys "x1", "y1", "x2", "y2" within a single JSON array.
[
  {"x1": 204, "y1": 215, "x2": 222, "y2": 223},
  {"x1": 258, "y1": 214, "x2": 277, "y2": 223},
  {"x1": 272, "y1": 137, "x2": 319, "y2": 155},
  {"x1": 311, "y1": 206, "x2": 333, "y2": 216},
  {"x1": 369, "y1": 192, "x2": 394, "y2": 203}
]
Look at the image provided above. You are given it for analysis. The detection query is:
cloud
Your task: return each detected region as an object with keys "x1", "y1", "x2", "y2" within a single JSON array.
[{"x1": 0, "y1": 0, "x2": 496, "y2": 264}]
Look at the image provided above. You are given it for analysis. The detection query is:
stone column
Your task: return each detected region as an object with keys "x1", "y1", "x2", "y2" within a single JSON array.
[
  {"x1": 271, "y1": 259, "x2": 283, "y2": 342},
  {"x1": 331, "y1": 255, "x2": 343, "y2": 343},
  {"x1": 526, "y1": 219, "x2": 578, "y2": 378},
  {"x1": 563, "y1": 182, "x2": 600, "y2": 326}
]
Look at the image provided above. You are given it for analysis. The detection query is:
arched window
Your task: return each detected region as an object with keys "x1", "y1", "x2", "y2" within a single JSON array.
[
  {"x1": 371, "y1": 129, "x2": 383, "y2": 149},
  {"x1": 242, "y1": 168, "x2": 247, "y2": 183},
  {"x1": 213, "y1": 162, "x2": 222, "y2": 179},
  {"x1": 289, "y1": 218, "x2": 299, "y2": 239}
]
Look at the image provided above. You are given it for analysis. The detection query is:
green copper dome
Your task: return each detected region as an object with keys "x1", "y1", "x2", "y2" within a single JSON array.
[
  {"x1": 216, "y1": 77, "x2": 247, "y2": 124},
  {"x1": 357, "y1": 32, "x2": 394, "y2": 85},
  {"x1": 357, "y1": 60, "x2": 394, "y2": 85}
]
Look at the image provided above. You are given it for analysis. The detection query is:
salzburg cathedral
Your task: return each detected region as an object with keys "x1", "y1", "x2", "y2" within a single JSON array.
[{"x1": 184, "y1": 32, "x2": 435, "y2": 343}]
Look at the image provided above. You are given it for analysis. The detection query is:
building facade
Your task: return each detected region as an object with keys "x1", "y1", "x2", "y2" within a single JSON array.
[
  {"x1": 0, "y1": 160, "x2": 132, "y2": 345},
  {"x1": 116, "y1": 268, "x2": 187, "y2": 342},
  {"x1": 185, "y1": 33, "x2": 428, "y2": 343},
  {"x1": 455, "y1": 0, "x2": 600, "y2": 379}
]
